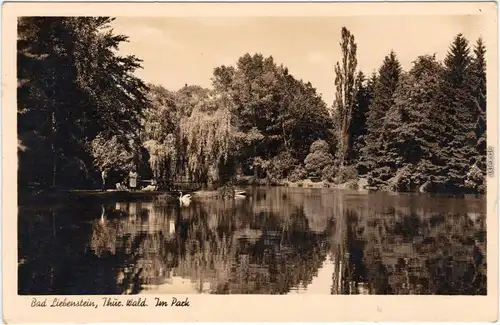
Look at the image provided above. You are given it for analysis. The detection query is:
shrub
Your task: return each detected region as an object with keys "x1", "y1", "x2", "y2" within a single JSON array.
[
  {"x1": 305, "y1": 151, "x2": 334, "y2": 177},
  {"x1": 309, "y1": 139, "x2": 330, "y2": 153},
  {"x1": 288, "y1": 165, "x2": 307, "y2": 182},
  {"x1": 304, "y1": 140, "x2": 334, "y2": 178},
  {"x1": 345, "y1": 180, "x2": 359, "y2": 190},
  {"x1": 336, "y1": 165, "x2": 358, "y2": 184},
  {"x1": 321, "y1": 165, "x2": 337, "y2": 182},
  {"x1": 265, "y1": 151, "x2": 297, "y2": 181}
]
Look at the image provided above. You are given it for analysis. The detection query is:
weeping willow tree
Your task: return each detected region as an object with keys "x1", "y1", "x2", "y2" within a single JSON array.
[
  {"x1": 181, "y1": 92, "x2": 240, "y2": 186},
  {"x1": 142, "y1": 85, "x2": 183, "y2": 187},
  {"x1": 143, "y1": 136, "x2": 179, "y2": 186}
]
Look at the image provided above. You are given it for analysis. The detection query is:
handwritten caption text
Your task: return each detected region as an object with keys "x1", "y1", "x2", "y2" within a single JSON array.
[{"x1": 31, "y1": 297, "x2": 190, "y2": 309}]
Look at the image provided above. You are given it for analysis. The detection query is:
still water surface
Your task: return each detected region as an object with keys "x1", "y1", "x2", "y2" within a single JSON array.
[{"x1": 19, "y1": 187, "x2": 487, "y2": 295}]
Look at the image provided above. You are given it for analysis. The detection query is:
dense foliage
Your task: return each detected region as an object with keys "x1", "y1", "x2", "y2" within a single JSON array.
[
  {"x1": 18, "y1": 18, "x2": 487, "y2": 194},
  {"x1": 18, "y1": 17, "x2": 149, "y2": 190},
  {"x1": 140, "y1": 53, "x2": 334, "y2": 187},
  {"x1": 360, "y1": 35, "x2": 487, "y2": 193}
]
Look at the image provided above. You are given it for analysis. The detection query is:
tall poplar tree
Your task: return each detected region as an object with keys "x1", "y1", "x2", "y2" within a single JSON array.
[{"x1": 333, "y1": 27, "x2": 358, "y2": 166}]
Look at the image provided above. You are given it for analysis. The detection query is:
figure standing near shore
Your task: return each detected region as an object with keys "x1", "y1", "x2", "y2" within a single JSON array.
[{"x1": 129, "y1": 168, "x2": 138, "y2": 190}]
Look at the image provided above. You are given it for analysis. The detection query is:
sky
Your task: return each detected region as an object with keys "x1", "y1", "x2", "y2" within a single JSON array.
[{"x1": 111, "y1": 15, "x2": 485, "y2": 106}]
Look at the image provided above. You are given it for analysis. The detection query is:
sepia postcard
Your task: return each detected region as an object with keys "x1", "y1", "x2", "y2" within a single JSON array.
[{"x1": 2, "y1": 1, "x2": 499, "y2": 323}]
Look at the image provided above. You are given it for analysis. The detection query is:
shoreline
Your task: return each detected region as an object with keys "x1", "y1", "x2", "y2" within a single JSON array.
[
  {"x1": 17, "y1": 189, "x2": 171, "y2": 206},
  {"x1": 18, "y1": 177, "x2": 485, "y2": 206}
]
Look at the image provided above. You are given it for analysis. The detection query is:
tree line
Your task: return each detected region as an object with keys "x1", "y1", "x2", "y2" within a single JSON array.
[{"x1": 17, "y1": 18, "x2": 487, "y2": 194}]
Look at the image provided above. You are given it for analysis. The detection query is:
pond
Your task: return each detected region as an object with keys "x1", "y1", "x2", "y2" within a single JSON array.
[{"x1": 18, "y1": 186, "x2": 487, "y2": 295}]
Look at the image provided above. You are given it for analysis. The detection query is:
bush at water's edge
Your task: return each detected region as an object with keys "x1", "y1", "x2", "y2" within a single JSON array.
[{"x1": 233, "y1": 175, "x2": 367, "y2": 191}]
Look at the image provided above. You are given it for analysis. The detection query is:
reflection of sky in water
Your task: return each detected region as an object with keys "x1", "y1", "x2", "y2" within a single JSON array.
[
  {"x1": 289, "y1": 254, "x2": 337, "y2": 294},
  {"x1": 18, "y1": 187, "x2": 487, "y2": 295},
  {"x1": 143, "y1": 272, "x2": 212, "y2": 294}
]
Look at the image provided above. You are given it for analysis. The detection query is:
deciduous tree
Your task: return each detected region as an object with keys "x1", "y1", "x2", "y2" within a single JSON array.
[{"x1": 333, "y1": 27, "x2": 358, "y2": 166}]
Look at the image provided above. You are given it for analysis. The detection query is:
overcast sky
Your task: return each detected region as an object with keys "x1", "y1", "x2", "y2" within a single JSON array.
[{"x1": 111, "y1": 15, "x2": 485, "y2": 105}]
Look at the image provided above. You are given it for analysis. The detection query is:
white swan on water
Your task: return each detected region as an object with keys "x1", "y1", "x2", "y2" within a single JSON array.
[{"x1": 179, "y1": 191, "x2": 192, "y2": 206}]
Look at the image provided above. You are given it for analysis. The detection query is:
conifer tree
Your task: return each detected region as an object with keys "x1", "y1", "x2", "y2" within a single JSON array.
[
  {"x1": 362, "y1": 51, "x2": 402, "y2": 187},
  {"x1": 348, "y1": 72, "x2": 371, "y2": 167},
  {"x1": 471, "y1": 37, "x2": 487, "y2": 192},
  {"x1": 381, "y1": 55, "x2": 447, "y2": 191},
  {"x1": 367, "y1": 72, "x2": 378, "y2": 97},
  {"x1": 441, "y1": 33, "x2": 478, "y2": 192},
  {"x1": 472, "y1": 38, "x2": 487, "y2": 152}
]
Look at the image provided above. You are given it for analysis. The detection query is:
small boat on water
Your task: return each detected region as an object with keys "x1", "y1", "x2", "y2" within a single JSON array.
[
  {"x1": 142, "y1": 184, "x2": 158, "y2": 191},
  {"x1": 234, "y1": 189, "x2": 247, "y2": 199}
]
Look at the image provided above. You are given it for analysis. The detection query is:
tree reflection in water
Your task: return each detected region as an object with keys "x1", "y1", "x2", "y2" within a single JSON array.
[
  {"x1": 332, "y1": 192, "x2": 487, "y2": 295},
  {"x1": 18, "y1": 188, "x2": 486, "y2": 295}
]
